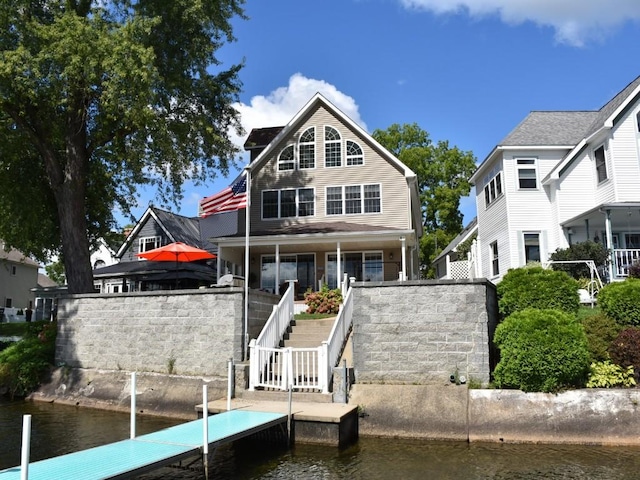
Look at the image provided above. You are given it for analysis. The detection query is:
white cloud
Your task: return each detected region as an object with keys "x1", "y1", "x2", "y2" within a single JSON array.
[
  {"x1": 399, "y1": 0, "x2": 640, "y2": 46},
  {"x1": 231, "y1": 73, "x2": 367, "y2": 149}
]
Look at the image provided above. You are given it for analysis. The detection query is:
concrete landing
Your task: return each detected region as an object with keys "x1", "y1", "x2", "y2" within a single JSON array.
[{"x1": 197, "y1": 398, "x2": 359, "y2": 447}]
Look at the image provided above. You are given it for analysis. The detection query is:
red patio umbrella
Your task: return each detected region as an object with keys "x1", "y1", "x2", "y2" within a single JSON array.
[
  {"x1": 136, "y1": 242, "x2": 216, "y2": 288},
  {"x1": 136, "y1": 242, "x2": 216, "y2": 262}
]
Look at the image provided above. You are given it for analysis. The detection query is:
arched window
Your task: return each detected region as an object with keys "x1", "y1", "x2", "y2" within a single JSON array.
[
  {"x1": 93, "y1": 259, "x2": 106, "y2": 269},
  {"x1": 346, "y1": 140, "x2": 364, "y2": 166},
  {"x1": 299, "y1": 127, "x2": 315, "y2": 169},
  {"x1": 324, "y1": 126, "x2": 341, "y2": 167},
  {"x1": 278, "y1": 144, "x2": 295, "y2": 171}
]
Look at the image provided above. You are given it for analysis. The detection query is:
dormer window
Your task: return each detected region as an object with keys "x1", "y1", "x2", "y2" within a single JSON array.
[
  {"x1": 278, "y1": 145, "x2": 295, "y2": 171},
  {"x1": 325, "y1": 126, "x2": 342, "y2": 167}
]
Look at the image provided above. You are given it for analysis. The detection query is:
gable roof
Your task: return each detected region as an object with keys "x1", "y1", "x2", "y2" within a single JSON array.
[
  {"x1": 473, "y1": 75, "x2": 640, "y2": 184},
  {"x1": 432, "y1": 217, "x2": 478, "y2": 263},
  {"x1": 0, "y1": 243, "x2": 39, "y2": 268},
  {"x1": 116, "y1": 207, "x2": 214, "y2": 257},
  {"x1": 247, "y1": 93, "x2": 417, "y2": 180},
  {"x1": 500, "y1": 111, "x2": 598, "y2": 147}
]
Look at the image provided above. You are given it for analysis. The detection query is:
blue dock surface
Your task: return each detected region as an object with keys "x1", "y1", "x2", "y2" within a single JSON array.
[{"x1": 0, "y1": 410, "x2": 287, "y2": 480}]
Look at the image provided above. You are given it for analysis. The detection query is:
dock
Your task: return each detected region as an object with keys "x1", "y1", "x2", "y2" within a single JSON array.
[
  {"x1": 200, "y1": 398, "x2": 359, "y2": 447},
  {"x1": 0, "y1": 410, "x2": 287, "y2": 480}
]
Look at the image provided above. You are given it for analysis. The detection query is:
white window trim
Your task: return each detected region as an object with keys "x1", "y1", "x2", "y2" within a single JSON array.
[
  {"x1": 516, "y1": 157, "x2": 538, "y2": 190},
  {"x1": 483, "y1": 171, "x2": 503, "y2": 208},
  {"x1": 324, "y1": 125, "x2": 342, "y2": 168},
  {"x1": 325, "y1": 184, "x2": 382, "y2": 216},
  {"x1": 593, "y1": 144, "x2": 608, "y2": 184},
  {"x1": 138, "y1": 236, "x2": 161, "y2": 259},
  {"x1": 277, "y1": 144, "x2": 295, "y2": 171},
  {"x1": 345, "y1": 140, "x2": 365, "y2": 167},
  {"x1": 298, "y1": 127, "x2": 316, "y2": 170}
]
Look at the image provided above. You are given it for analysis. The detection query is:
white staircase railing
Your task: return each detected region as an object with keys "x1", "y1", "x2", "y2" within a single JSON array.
[
  {"x1": 248, "y1": 281, "x2": 295, "y2": 391},
  {"x1": 248, "y1": 285, "x2": 354, "y2": 394}
]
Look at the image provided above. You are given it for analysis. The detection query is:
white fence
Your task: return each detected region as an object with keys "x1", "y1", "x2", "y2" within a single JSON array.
[
  {"x1": 248, "y1": 284, "x2": 354, "y2": 394},
  {"x1": 446, "y1": 239, "x2": 478, "y2": 280}
]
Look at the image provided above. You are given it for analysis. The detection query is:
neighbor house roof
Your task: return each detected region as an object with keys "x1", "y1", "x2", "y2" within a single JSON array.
[{"x1": 0, "y1": 244, "x2": 39, "y2": 267}]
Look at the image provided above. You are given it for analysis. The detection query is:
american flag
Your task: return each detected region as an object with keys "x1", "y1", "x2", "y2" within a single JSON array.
[{"x1": 199, "y1": 172, "x2": 247, "y2": 217}]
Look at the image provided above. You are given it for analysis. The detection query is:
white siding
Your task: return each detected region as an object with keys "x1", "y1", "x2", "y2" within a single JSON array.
[
  {"x1": 609, "y1": 107, "x2": 640, "y2": 201},
  {"x1": 556, "y1": 151, "x2": 597, "y2": 224}
]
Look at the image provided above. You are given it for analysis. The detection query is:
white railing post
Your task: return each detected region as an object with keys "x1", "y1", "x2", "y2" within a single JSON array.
[
  {"x1": 445, "y1": 254, "x2": 451, "y2": 279},
  {"x1": 20, "y1": 414, "x2": 31, "y2": 480},
  {"x1": 285, "y1": 348, "x2": 293, "y2": 391},
  {"x1": 248, "y1": 339, "x2": 257, "y2": 391},
  {"x1": 320, "y1": 342, "x2": 329, "y2": 394},
  {"x1": 130, "y1": 372, "x2": 136, "y2": 439}
]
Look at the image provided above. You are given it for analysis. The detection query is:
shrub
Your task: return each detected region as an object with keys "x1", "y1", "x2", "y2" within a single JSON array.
[
  {"x1": 549, "y1": 241, "x2": 609, "y2": 280},
  {"x1": 497, "y1": 266, "x2": 580, "y2": 318},
  {"x1": 304, "y1": 285, "x2": 342, "y2": 315},
  {"x1": 493, "y1": 308, "x2": 590, "y2": 393},
  {"x1": 629, "y1": 261, "x2": 640, "y2": 279},
  {"x1": 597, "y1": 279, "x2": 640, "y2": 326},
  {"x1": 0, "y1": 322, "x2": 57, "y2": 399},
  {"x1": 586, "y1": 361, "x2": 636, "y2": 388},
  {"x1": 581, "y1": 313, "x2": 622, "y2": 362},
  {"x1": 608, "y1": 327, "x2": 640, "y2": 381}
]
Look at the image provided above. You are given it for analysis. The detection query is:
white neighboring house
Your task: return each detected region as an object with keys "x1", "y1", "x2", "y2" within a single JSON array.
[{"x1": 470, "y1": 75, "x2": 640, "y2": 283}]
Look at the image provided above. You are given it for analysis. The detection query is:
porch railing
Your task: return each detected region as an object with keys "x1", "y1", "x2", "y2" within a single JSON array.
[
  {"x1": 614, "y1": 249, "x2": 640, "y2": 277},
  {"x1": 248, "y1": 284, "x2": 354, "y2": 394}
]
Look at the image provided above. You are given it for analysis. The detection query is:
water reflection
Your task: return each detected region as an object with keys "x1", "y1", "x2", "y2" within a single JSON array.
[{"x1": 2, "y1": 399, "x2": 640, "y2": 479}]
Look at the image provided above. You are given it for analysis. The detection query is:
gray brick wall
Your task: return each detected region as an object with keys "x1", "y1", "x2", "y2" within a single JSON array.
[
  {"x1": 55, "y1": 288, "x2": 278, "y2": 376},
  {"x1": 352, "y1": 279, "x2": 497, "y2": 385}
]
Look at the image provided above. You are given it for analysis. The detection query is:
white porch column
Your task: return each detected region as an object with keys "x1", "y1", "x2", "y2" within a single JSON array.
[
  {"x1": 604, "y1": 209, "x2": 614, "y2": 281},
  {"x1": 216, "y1": 245, "x2": 223, "y2": 279},
  {"x1": 336, "y1": 242, "x2": 341, "y2": 289},
  {"x1": 400, "y1": 236, "x2": 407, "y2": 281},
  {"x1": 275, "y1": 244, "x2": 280, "y2": 295}
]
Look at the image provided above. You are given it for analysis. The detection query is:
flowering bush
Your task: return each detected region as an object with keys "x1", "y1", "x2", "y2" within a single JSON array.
[{"x1": 304, "y1": 285, "x2": 342, "y2": 314}]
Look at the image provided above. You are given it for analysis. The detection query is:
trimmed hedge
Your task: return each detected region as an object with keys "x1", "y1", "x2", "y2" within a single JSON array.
[
  {"x1": 493, "y1": 308, "x2": 590, "y2": 393},
  {"x1": 597, "y1": 278, "x2": 640, "y2": 326},
  {"x1": 497, "y1": 266, "x2": 580, "y2": 318}
]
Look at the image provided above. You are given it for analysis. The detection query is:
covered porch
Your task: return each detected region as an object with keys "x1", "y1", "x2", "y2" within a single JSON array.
[
  {"x1": 562, "y1": 202, "x2": 640, "y2": 281},
  {"x1": 213, "y1": 223, "x2": 419, "y2": 297}
]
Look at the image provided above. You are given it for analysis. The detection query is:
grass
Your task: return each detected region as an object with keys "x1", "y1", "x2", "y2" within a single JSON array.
[
  {"x1": 294, "y1": 312, "x2": 337, "y2": 320},
  {"x1": 576, "y1": 305, "x2": 601, "y2": 322}
]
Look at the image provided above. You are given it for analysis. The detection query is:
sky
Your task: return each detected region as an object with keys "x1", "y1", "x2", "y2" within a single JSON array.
[{"x1": 121, "y1": 0, "x2": 640, "y2": 229}]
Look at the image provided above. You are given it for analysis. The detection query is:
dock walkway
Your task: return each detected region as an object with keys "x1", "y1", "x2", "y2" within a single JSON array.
[{"x1": 0, "y1": 410, "x2": 286, "y2": 480}]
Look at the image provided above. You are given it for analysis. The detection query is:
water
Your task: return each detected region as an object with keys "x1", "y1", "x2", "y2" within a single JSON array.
[{"x1": 2, "y1": 399, "x2": 640, "y2": 479}]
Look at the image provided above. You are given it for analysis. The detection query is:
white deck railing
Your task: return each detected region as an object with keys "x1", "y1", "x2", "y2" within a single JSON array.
[
  {"x1": 248, "y1": 281, "x2": 295, "y2": 391},
  {"x1": 249, "y1": 285, "x2": 354, "y2": 394},
  {"x1": 614, "y1": 249, "x2": 640, "y2": 277}
]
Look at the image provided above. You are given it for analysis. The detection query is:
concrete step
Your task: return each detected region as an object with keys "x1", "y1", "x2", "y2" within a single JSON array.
[
  {"x1": 292, "y1": 318, "x2": 335, "y2": 328},
  {"x1": 283, "y1": 339, "x2": 325, "y2": 348},
  {"x1": 238, "y1": 388, "x2": 333, "y2": 403}
]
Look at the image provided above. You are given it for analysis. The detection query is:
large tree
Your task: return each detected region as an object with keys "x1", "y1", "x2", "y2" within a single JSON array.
[
  {"x1": 0, "y1": 0, "x2": 245, "y2": 293},
  {"x1": 373, "y1": 123, "x2": 476, "y2": 277}
]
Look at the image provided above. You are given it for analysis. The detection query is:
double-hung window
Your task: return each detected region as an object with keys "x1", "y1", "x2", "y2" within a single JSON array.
[
  {"x1": 326, "y1": 184, "x2": 381, "y2": 215},
  {"x1": 484, "y1": 172, "x2": 502, "y2": 207},
  {"x1": 490, "y1": 241, "x2": 499, "y2": 276},
  {"x1": 517, "y1": 159, "x2": 537, "y2": 189},
  {"x1": 594, "y1": 145, "x2": 607, "y2": 183},
  {"x1": 524, "y1": 233, "x2": 541, "y2": 263},
  {"x1": 262, "y1": 188, "x2": 315, "y2": 219}
]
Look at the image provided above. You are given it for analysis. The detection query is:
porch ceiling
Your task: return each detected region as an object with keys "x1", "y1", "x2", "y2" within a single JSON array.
[{"x1": 562, "y1": 202, "x2": 640, "y2": 230}]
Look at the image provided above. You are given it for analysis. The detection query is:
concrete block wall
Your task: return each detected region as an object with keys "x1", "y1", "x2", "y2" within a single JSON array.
[
  {"x1": 56, "y1": 287, "x2": 278, "y2": 377},
  {"x1": 352, "y1": 279, "x2": 497, "y2": 385}
]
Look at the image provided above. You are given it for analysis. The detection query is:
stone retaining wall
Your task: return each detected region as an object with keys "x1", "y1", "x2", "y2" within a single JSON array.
[
  {"x1": 55, "y1": 287, "x2": 278, "y2": 377},
  {"x1": 350, "y1": 384, "x2": 640, "y2": 445},
  {"x1": 352, "y1": 279, "x2": 498, "y2": 385}
]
